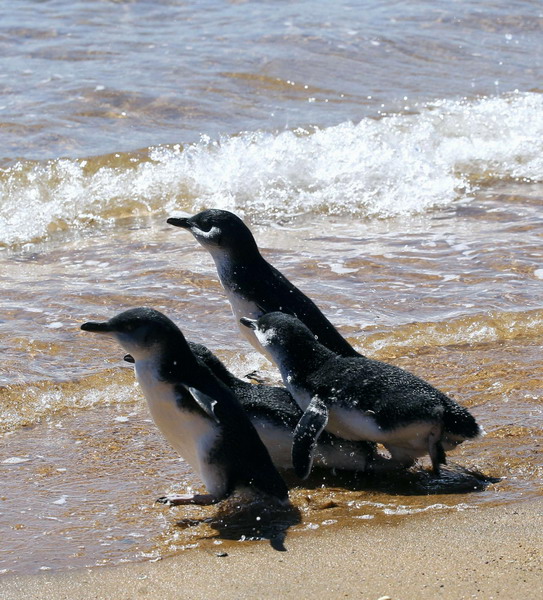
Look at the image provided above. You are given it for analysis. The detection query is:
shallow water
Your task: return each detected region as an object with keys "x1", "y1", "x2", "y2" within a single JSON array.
[
  {"x1": 1, "y1": 0, "x2": 542, "y2": 576},
  {"x1": 2, "y1": 200, "x2": 542, "y2": 574}
]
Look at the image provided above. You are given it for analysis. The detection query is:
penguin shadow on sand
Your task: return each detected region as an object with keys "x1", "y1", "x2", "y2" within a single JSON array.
[
  {"x1": 171, "y1": 463, "x2": 498, "y2": 552},
  {"x1": 297, "y1": 462, "x2": 499, "y2": 497},
  {"x1": 174, "y1": 494, "x2": 302, "y2": 552},
  {"x1": 172, "y1": 462, "x2": 498, "y2": 552}
]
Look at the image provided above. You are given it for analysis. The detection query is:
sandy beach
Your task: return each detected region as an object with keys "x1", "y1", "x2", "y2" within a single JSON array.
[{"x1": 2, "y1": 497, "x2": 541, "y2": 600}]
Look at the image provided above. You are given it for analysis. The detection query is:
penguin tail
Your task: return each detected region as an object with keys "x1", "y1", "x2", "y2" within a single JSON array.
[{"x1": 442, "y1": 398, "x2": 482, "y2": 440}]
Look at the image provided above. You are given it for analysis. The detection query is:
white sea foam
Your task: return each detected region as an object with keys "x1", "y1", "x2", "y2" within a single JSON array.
[
  {"x1": 1, "y1": 92, "x2": 542, "y2": 246},
  {"x1": 0, "y1": 383, "x2": 137, "y2": 434},
  {"x1": 2, "y1": 456, "x2": 31, "y2": 464}
]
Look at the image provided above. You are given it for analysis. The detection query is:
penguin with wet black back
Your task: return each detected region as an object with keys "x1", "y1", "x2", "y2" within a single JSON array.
[
  {"x1": 241, "y1": 311, "x2": 483, "y2": 479},
  {"x1": 167, "y1": 209, "x2": 359, "y2": 360}
]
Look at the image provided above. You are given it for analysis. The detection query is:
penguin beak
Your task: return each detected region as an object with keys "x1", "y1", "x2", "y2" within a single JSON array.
[
  {"x1": 81, "y1": 321, "x2": 113, "y2": 333},
  {"x1": 167, "y1": 217, "x2": 191, "y2": 229},
  {"x1": 240, "y1": 317, "x2": 258, "y2": 330}
]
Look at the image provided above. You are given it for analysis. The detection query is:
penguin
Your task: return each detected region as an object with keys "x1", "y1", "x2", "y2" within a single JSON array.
[
  {"x1": 184, "y1": 341, "x2": 377, "y2": 473},
  {"x1": 240, "y1": 312, "x2": 483, "y2": 479},
  {"x1": 81, "y1": 307, "x2": 289, "y2": 506},
  {"x1": 166, "y1": 209, "x2": 359, "y2": 359}
]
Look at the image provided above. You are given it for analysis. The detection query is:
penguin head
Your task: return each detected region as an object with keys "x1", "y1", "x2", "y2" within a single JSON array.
[
  {"x1": 187, "y1": 341, "x2": 216, "y2": 364},
  {"x1": 241, "y1": 312, "x2": 318, "y2": 356},
  {"x1": 81, "y1": 307, "x2": 191, "y2": 362},
  {"x1": 167, "y1": 209, "x2": 259, "y2": 256}
]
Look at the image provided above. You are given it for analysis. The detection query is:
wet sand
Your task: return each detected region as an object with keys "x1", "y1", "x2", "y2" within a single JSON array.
[{"x1": 2, "y1": 498, "x2": 541, "y2": 600}]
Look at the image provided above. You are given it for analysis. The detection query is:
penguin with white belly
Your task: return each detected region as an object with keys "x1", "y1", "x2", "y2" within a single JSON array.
[
  {"x1": 241, "y1": 312, "x2": 483, "y2": 479},
  {"x1": 167, "y1": 209, "x2": 359, "y2": 359},
  {"x1": 81, "y1": 307, "x2": 289, "y2": 506}
]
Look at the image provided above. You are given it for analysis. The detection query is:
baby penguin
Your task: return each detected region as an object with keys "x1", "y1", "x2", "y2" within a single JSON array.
[
  {"x1": 81, "y1": 307, "x2": 288, "y2": 506},
  {"x1": 241, "y1": 312, "x2": 483, "y2": 479},
  {"x1": 187, "y1": 341, "x2": 378, "y2": 473},
  {"x1": 167, "y1": 209, "x2": 359, "y2": 359}
]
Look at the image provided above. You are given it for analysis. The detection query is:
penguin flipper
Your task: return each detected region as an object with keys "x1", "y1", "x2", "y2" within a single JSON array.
[
  {"x1": 292, "y1": 396, "x2": 329, "y2": 479},
  {"x1": 188, "y1": 387, "x2": 219, "y2": 422}
]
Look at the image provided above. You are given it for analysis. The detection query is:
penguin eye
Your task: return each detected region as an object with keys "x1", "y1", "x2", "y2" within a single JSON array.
[{"x1": 198, "y1": 221, "x2": 212, "y2": 233}]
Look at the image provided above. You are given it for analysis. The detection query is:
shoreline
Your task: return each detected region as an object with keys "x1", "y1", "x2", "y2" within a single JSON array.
[{"x1": 2, "y1": 497, "x2": 541, "y2": 600}]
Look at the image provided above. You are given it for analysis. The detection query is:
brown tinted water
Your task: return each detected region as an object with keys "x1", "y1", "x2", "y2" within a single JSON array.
[
  {"x1": 1, "y1": 186, "x2": 542, "y2": 573},
  {"x1": 1, "y1": 0, "x2": 542, "y2": 577}
]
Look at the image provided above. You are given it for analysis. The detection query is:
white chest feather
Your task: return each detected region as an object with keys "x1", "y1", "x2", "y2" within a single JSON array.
[
  {"x1": 326, "y1": 406, "x2": 438, "y2": 458},
  {"x1": 211, "y1": 255, "x2": 273, "y2": 357},
  {"x1": 251, "y1": 418, "x2": 293, "y2": 469},
  {"x1": 134, "y1": 359, "x2": 221, "y2": 481},
  {"x1": 326, "y1": 407, "x2": 387, "y2": 441},
  {"x1": 286, "y1": 380, "x2": 313, "y2": 412}
]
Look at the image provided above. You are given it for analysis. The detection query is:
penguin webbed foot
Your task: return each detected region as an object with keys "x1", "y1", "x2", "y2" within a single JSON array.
[
  {"x1": 156, "y1": 493, "x2": 221, "y2": 506},
  {"x1": 244, "y1": 369, "x2": 265, "y2": 384}
]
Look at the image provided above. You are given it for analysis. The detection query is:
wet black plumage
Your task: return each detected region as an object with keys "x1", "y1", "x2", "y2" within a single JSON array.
[
  {"x1": 188, "y1": 341, "x2": 376, "y2": 472},
  {"x1": 167, "y1": 209, "x2": 359, "y2": 358},
  {"x1": 243, "y1": 312, "x2": 482, "y2": 478}
]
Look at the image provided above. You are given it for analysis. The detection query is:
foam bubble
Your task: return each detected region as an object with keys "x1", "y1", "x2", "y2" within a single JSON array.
[{"x1": 2, "y1": 456, "x2": 31, "y2": 464}]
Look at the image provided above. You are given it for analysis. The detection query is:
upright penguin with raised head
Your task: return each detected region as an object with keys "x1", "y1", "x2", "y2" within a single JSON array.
[
  {"x1": 187, "y1": 341, "x2": 377, "y2": 473},
  {"x1": 241, "y1": 312, "x2": 483, "y2": 479},
  {"x1": 81, "y1": 307, "x2": 289, "y2": 506},
  {"x1": 167, "y1": 209, "x2": 359, "y2": 359}
]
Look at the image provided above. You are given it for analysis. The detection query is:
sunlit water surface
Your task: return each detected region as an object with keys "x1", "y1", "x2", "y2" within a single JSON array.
[{"x1": 1, "y1": 0, "x2": 542, "y2": 575}]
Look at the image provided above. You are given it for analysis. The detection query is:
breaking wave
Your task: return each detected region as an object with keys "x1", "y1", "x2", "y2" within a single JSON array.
[{"x1": 1, "y1": 92, "x2": 542, "y2": 247}]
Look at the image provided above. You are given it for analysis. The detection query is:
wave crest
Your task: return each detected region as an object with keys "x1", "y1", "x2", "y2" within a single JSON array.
[{"x1": 1, "y1": 92, "x2": 542, "y2": 246}]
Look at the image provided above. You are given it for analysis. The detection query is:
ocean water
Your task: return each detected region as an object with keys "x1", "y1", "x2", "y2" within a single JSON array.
[{"x1": 1, "y1": 0, "x2": 542, "y2": 575}]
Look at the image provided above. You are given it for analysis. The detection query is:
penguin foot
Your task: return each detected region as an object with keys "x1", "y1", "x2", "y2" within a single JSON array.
[
  {"x1": 156, "y1": 493, "x2": 220, "y2": 506},
  {"x1": 431, "y1": 455, "x2": 446, "y2": 478},
  {"x1": 428, "y1": 429, "x2": 447, "y2": 476},
  {"x1": 244, "y1": 370, "x2": 265, "y2": 384},
  {"x1": 379, "y1": 445, "x2": 418, "y2": 472}
]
